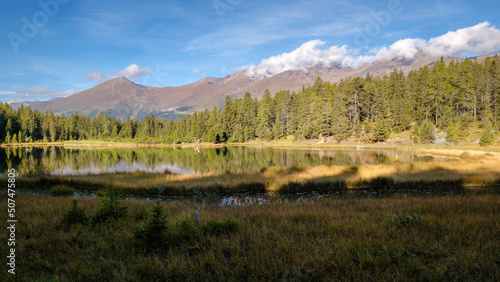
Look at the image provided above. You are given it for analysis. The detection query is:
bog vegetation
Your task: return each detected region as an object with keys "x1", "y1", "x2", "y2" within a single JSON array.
[
  {"x1": 1, "y1": 193, "x2": 498, "y2": 281},
  {"x1": 1, "y1": 57, "x2": 500, "y2": 145}
]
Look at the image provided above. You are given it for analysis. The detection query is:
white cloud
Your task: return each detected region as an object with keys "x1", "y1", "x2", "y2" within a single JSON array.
[
  {"x1": 423, "y1": 22, "x2": 500, "y2": 57},
  {"x1": 116, "y1": 64, "x2": 150, "y2": 79},
  {"x1": 240, "y1": 40, "x2": 351, "y2": 77},
  {"x1": 0, "y1": 91, "x2": 15, "y2": 95},
  {"x1": 85, "y1": 64, "x2": 151, "y2": 82},
  {"x1": 240, "y1": 22, "x2": 500, "y2": 78},
  {"x1": 16, "y1": 87, "x2": 76, "y2": 100},
  {"x1": 85, "y1": 70, "x2": 109, "y2": 82},
  {"x1": 190, "y1": 69, "x2": 200, "y2": 75}
]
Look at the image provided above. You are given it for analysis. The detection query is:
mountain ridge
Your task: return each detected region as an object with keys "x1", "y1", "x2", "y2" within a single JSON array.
[{"x1": 12, "y1": 51, "x2": 500, "y2": 120}]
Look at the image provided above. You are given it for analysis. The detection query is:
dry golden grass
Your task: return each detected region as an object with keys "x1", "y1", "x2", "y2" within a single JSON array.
[{"x1": 9, "y1": 153, "x2": 500, "y2": 197}]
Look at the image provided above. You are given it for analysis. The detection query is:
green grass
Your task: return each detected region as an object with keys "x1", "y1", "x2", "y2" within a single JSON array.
[{"x1": 0, "y1": 194, "x2": 498, "y2": 280}]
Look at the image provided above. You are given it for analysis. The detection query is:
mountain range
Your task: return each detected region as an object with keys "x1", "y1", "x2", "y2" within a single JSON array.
[{"x1": 10, "y1": 51, "x2": 500, "y2": 120}]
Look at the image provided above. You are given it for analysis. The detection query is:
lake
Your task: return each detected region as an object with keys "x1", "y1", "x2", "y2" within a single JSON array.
[{"x1": 0, "y1": 146, "x2": 447, "y2": 176}]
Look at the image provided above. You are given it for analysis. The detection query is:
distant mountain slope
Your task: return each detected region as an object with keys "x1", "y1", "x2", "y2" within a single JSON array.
[
  {"x1": 37, "y1": 77, "x2": 158, "y2": 120},
  {"x1": 9, "y1": 98, "x2": 63, "y2": 110},
  {"x1": 22, "y1": 51, "x2": 500, "y2": 119}
]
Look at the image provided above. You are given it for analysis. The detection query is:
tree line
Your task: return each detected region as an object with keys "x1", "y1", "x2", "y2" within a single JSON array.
[{"x1": 1, "y1": 56, "x2": 499, "y2": 145}]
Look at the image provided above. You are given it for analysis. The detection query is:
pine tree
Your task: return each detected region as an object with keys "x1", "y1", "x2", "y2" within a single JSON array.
[
  {"x1": 60, "y1": 200, "x2": 89, "y2": 226},
  {"x1": 416, "y1": 120, "x2": 436, "y2": 144},
  {"x1": 256, "y1": 89, "x2": 275, "y2": 140},
  {"x1": 141, "y1": 200, "x2": 169, "y2": 245},
  {"x1": 445, "y1": 121, "x2": 457, "y2": 145},
  {"x1": 95, "y1": 186, "x2": 128, "y2": 221},
  {"x1": 221, "y1": 96, "x2": 235, "y2": 140},
  {"x1": 372, "y1": 118, "x2": 390, "y2": 142},
  {"x1": 457, "y1": 114, "x2": 470, "y2": 143},
  {"x1": 479, "y1": 118, "x2": 494, "y2": 146},
  {"x1": 4, "y1": 131, "x2": 11, "y2": 144}
]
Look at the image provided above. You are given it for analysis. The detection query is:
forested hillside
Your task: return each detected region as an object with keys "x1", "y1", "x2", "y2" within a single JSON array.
[{"x1": 1, "y1": 56, "x2": 499, "y2": 145}]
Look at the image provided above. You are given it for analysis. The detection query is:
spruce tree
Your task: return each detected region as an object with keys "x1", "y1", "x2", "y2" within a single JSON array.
[
  {"x1": 60, "y1": 200, "x2": 89, "y2": 227},
  {"x1": 479, "y1": 119, "x2": 494, "y2": 146},
  {"x1": 256, "y1": 89, "x2": 275, "y2": 140},
  {"x1": 416, "y1": 120, "x2": 436, "y2": 144},
  {"x1": 445, "y1": 121, "x2": 457, "y2": 145},
  {"x1": 372, "y1": 118, "x2": 390, "y2": 142},
  {"x1": 141, "y1": 200, "x2": 169, "y2": 245}
]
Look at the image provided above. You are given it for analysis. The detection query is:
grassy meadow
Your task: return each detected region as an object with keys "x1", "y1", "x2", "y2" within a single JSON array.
[
  {"x1": 0, "y1": 193, "x2": 499, "y2": 281},
  {"x1": 1, "y1": 146, "x2": 500, "y2": 280}
]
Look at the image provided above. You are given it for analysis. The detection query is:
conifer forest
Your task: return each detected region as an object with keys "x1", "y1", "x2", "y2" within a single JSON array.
[{"x1": 1, "y1": 57, "x2": 500, "y2": 144}]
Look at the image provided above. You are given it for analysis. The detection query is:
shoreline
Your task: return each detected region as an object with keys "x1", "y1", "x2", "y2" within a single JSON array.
[{"x1": 2, "y1": 140, "x2": 500, "y2": 157}]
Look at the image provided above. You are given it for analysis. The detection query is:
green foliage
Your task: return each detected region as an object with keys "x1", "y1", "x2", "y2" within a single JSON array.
[
  {"x1": 479, "y1": 119, "x2": 494, "y2": 147},
  {"x1": 2, "y1": 56, "x2": 500, "y2": 144},
  {"x1": 414, "y1": 120, "x2": 436, "y2": 144},
  {"x1": 140, "y1": 200, "x2": 169, "y2": 246},
  {"x1": 94, "y1": 186, "x2": 128, "y2": 222},
  {"x1": 457, "y1": 114, "x2": 470, "y2": 142},
  {"x1": 175, "y1": 217, "x2": 199, "y2": 243},
  {"x1": 372, "y1": 118, "x2": 390, "y2": 142},
  {"x1": 4, "y1": 131, "x2": 11, "y2": 143},
  {"x1": 445, "y1": 121, "x2": 457, "y2": 144},
  {"x1": 60, "y1": 199, "x2": 89, "y2": 226}
]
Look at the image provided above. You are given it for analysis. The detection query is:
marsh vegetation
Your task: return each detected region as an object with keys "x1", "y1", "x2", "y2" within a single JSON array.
[
  {"x1": 1, "y1": 145, "x2": 499, "y2": 280},
  {"x1": 0, "y1": 193, "x2": 498, "y2": 281}
]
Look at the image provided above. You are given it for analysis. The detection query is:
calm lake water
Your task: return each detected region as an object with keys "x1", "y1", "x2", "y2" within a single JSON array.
[{"x1": 0, "y1": 146, "x2": 446, "y2": 176}]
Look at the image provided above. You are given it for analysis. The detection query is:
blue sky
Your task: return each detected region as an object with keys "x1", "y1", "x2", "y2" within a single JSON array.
[{"x1": 1, "y1": 0, "x2": 500, "y2": 102}]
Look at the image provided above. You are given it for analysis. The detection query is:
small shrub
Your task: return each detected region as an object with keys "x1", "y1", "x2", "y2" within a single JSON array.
[
  {"x1": 60, "y1": 200, "x2": 89, "y2": 227},
  {"x1": 93, "y1": 186, "x2": 128, "y2": 223},
  {"x1": 175, "y1": 217, "x2": 199, "y2": 242},
  {"x1": 415, "y1": 120, "x2": 436, "y2": 144},
  {"x1": 50, "y1": 185, "x2": 75, "y2": 197},
  {"x1": 203, "y1": 218, "x2": 240, "y2": 235},
  {"x1": 139, "y1": 200, "x2": 169, "y2": 246}
]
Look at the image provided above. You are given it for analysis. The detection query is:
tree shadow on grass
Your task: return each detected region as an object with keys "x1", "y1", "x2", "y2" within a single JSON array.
[
  {"x1": 12, "y1": 164, "x2": 500, "y2": 198},
  {"x1": 275, "y1": 166, "x2": 500, "y2": 195}
]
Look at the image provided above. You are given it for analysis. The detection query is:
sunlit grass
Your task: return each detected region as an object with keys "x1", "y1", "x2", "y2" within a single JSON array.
[{"x1": 7, "y1": 152, "x2": 500, "y2": 197}]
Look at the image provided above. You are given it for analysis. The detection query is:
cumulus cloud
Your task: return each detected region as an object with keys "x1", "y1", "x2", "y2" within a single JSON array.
[
  {"x1": 115, "y1": 64, "x2": 150, "y2": 79},
  {"x1": 16, "y1": 87, "x2": 76, "y2": 100},
  {"x1": 423, "y1": 22, "x2": 500, "y2": 57},
  {"x1": 85, "y1": 64, "x2": 151, "y2": 82},
  {"x1": 240, "y1": 40, "x2": 351, "y2": 77},
  {"x1": 241, "y1": 22, "x2": 500, "y2": 78}
]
